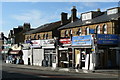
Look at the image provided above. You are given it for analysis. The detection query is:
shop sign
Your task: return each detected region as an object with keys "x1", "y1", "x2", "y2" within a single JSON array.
[
  {"x1": 89, "y1": 29, "x2": 95, "y2": 34},
  {"x1": 119, "y1": 35, "x2": 120, "y2": 44},
  {"x1": 72, "y1": 35, "x2": 92, "y2": 46},
  {"x1": 42, "y1": 39, "x2": 55, "y2": 47},
  {"x1": 31, "y1": 40, "x2": 42, "y2": 48},
  {"x1": 59, "y1": 38, "x2": 71, "y2": 46},
  {"x1": 26, "y1": 40, "x2": 31, "y2": 43},
  {"x1": 97, "y1": 34, "x2": 118, "y2": 44}
]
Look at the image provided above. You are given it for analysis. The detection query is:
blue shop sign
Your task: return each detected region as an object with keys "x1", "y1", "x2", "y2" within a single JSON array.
[
  {"x1": 97, "y1": 34, "x2": 118, "y2": 44},
  {"x1": 26, "y1": 40, "x2": 31, "y2": 43},
  {"x1": 72, "y1": 35, "x2": 92, "y2": 46},
  {"x1": 89, "y1": 29, "x2": 95, "y2": 34}
]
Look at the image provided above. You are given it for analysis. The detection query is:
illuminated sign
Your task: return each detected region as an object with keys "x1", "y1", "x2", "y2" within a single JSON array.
[{"x1": 72, "y1": 35, "x2": 92, "y2": 46}]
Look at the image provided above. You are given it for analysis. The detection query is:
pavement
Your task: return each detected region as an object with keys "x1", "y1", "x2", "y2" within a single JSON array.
[{"x1": 2, "y1": 62, "x2": 120, "y2": 77}]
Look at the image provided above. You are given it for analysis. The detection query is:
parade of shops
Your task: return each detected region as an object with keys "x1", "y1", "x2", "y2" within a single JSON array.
[{"x1": 1, "y1": 6, "x2": 120, "y2": 71}]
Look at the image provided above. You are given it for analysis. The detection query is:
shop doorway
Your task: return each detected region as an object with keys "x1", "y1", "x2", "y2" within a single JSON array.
[
  {"x1": 44, "y1": 54, "x2": 52, "y2": 67},
  {"x1": 59, "y1": 50, "x2": 68, "y2": 68},
  {"x1": 28, "y1": 58, "x2": 30, "y2": 65}
]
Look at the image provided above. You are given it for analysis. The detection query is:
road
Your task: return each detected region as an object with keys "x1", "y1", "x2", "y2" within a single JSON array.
[{"x1": 1, "y1": 61, "x2": 119, "y2": 80}]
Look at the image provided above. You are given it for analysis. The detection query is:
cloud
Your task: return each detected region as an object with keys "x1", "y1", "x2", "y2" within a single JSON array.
[
  {"x1": 12, "y1": 10, "x2": 45, "y2": 28},
  {"x1": 12, "y1": 10, "x2": 41, "y2": 21},
  {"x1": 11, "y1": 9, "x2": 61, "y2": 28}
]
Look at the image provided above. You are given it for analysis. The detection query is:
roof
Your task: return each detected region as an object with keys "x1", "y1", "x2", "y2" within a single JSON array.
[
  {"x1": 58, "y1": 11, "x2": 120, "y2": 30},
  {"x1": 25, "y1": 21, "x2": 61, "y2": 34}
]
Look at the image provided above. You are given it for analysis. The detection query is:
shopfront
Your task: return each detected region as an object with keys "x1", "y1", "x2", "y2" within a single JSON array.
[
  {"x1": 72, "y1": 35, "x2": 93, "y2": 70},
  {"x1": 42, "y1": 39, "x2": 56, "y2": 67},
  {"x1": 58, "y1": 38, "x2": 72, "y2": 68},
  {"x1": 7, "y1": 44, "x2": 24, "y2": 64},
  {"x1": 1, "y1": 44, "x2": 11, "y2": 62},
  {"x1": 22, "y1": 43, "x2": 31, "y2": 65},
  {"x1": 30, "y1": 40, "x2": 43, "y2": 66},
  {"x1": 96, "y1": 34, "x2": 119, "y2": 69}
]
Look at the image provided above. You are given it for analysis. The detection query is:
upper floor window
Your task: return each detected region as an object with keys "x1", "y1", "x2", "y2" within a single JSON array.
[
  {"x1": 46, "y1": 34, "x2": 48, "y2": 39},
  {"x1": 69, "y1": 30, "x2": 72, "y2": 35},
  {"x1": 43, "y1": 34, "x2": 45, "y2": 39},
  {"x1": 38, "y1": 35, "x2": 41, "y2": 39},
  {"x1": 65, "y1": 30, "x2": 68, "y2": 37},
  {"x1": 107, "y1": 8, "x2": 118, "y2": 15},
  {"x1": 29, "y1": 36, "x2": 31, "y2": 40},
  {"x1": 102, "y1": 24, "x2": 107, "y2": 34},
  {"x1": 76, "y1": 28, "x2": 82, "y2": 36},
  {"x1": 34, "y1": 35, "x2": 36, "y2": 39},
  {"x1": 96, "y1": 25, "x2": 100, "y2": 34},
  {"x1": 82, "y1": 12, "x2": 92, "y2": 21},
  {"x1": 27, "y1": 36, "x2": 29, "y2": 40},
  {"x1": 85, "y1": 27, "x2": 89, "y2": 35}
]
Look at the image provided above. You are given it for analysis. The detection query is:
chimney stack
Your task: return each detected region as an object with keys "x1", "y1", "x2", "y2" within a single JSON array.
[
  {"x1": 23, "y1": 23, "x2": 31, "y2": 31},
  {"x1": 97, "y1": 8, "x2": 101, "y2": 12},
  {"x1": 61, "y1": 12, "x2": 68, "y2": 25},
  {"x1": 71, "y1": 6, "x2": 77, "y2": 22}
]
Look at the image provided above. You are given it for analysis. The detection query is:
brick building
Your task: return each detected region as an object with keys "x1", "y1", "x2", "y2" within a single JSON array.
[
  {"x1": 8, "y1": 23, "x2": 32, "y2": 44},
  {"x1": 58, "y1": 7, "x2": 120, "y2": 70}
]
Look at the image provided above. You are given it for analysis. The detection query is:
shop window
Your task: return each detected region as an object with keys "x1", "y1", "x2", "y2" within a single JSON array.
[
  {"x1": 29, "y1": 36, "x2": 31, "y2": 40},
  {"x1": 85, "y1": 27, "x2": 89, "y2": 35},
  {"x1": 76, "y1": 28, "x2": 82, "y2": 36},
  {"x1": 27, "y1": 36, "x2": 29, "y2": 40},
  {"x1": 43, "y1": 34, "x2": 45, "y2": 39},
  {"x1": 96, "y1": 25, "x2": 100, "y2": 34},
  {"x1": 46, "y1": 34, "x2": 48, "y2": 39},
  {"x1": 61, "y1": 53, "x2": 67, "y2": 61},
  {"x1": 102, "y1": 24, "x2": 107, "y2": 34},
  {"x1": 52, "y1": 54, "x2": 56, "y2": 63},
  {"x1": 69, "y1": 30, "x2": 72, "y2": 35}
]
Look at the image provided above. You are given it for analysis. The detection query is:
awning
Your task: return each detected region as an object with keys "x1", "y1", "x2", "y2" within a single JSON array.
[{"x1": 9, "y1": 50, "x2": 23, "y2": 55}]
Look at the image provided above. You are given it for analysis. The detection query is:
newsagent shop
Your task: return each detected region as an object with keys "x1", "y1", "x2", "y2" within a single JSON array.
[{"x1": 71, "y1": 35, "x2": 94, "y2": 70}]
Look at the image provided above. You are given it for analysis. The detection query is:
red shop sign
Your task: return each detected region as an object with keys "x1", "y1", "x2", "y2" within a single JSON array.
[{"x1": 59, "y1": 38, "x2": 71, "y2": 44}]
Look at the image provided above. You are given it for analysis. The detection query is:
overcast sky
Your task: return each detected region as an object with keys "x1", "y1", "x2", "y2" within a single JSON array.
[{"x1": 1, "y1": 2, "x2": 119, "y2": 36}]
